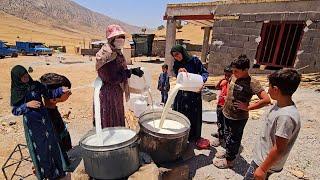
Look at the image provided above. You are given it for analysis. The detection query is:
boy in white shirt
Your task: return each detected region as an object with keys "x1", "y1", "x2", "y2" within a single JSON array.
[{"x1": 244, "y1": 69, "x2": 301, "y2": 180}]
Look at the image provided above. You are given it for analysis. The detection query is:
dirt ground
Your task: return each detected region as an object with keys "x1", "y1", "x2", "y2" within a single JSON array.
[{"x1": 0, "y1": 54, "x2": 319, "y2": 180}]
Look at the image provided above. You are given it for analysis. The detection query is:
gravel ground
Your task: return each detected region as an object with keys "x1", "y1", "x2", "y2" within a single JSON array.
[{"x1": 0, "y1": 56, "x2": 319, "y2": 180}]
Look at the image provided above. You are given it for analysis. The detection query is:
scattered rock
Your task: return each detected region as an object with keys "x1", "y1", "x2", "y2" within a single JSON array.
[
  {"x1": 63, "y1": 111, "x2": 71, "y2": 119},
  {"x1": 28, "y1": 66, "x2": 33, "y2": 73},
  {"x1": 288, "y1": 169, "x2": 305, "y2": 179},
  {"x1": 2, "y1": 121, "x2": 7, "y2": 126},
  {"x1": 9, "y1": 120, "x2": 16, "y2": 126}
]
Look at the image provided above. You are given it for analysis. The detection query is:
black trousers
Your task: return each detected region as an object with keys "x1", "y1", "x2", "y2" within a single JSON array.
[
  {"x1": 216, "y1": 105, "x2": 224, "y2": 139},
  {"x1": 173, "y1": 90, "x2": 202, "y2": 141},
  {"x1": 224, "y1": 116, "x2": 248, "y2": 161}
]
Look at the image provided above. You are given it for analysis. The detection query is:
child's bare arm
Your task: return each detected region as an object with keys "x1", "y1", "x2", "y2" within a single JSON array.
[
  {"x1": 234, "y1": 90, "x2": 270, "y2": 111},
  {"x1": 254, "y1": 136, "x2": 289, "y2": 179},
  {"x1": 215, "y1": 79, "x2": 224, "y2": 89},
  {"x1": 248, "y1": 90, "x2": 270, "y2": 110}
]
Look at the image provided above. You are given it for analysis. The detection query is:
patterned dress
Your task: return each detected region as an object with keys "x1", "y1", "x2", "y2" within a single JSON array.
[
  {"x1": 12, "y1": 84, "x2": 66, "y2": 179},
  {"x1": 98, "y1": 52, "x2": 129, "y2": 128}
]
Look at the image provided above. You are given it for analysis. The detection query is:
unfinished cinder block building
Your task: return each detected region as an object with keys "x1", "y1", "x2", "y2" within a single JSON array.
[{"x1": 164, "y1": 0, "x2": 320, "y2": 75}]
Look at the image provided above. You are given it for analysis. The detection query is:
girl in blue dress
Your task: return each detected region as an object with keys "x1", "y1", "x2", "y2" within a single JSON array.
[{"x1": 11, "y1": 65, "x2": 70, "y2": 179}]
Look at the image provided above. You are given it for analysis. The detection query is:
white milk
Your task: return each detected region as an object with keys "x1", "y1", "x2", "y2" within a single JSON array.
[
  {"x1": 84, "y1": 129, "x2": 136, "y2": 146},
  {"x1": 159, "y1": 84, "x2": 182, "y2": 128},
  {"x1": 142, "y1": 119, "x2": 188, "y2": 134},
  {"x1": 93, "y1": 77, "x2": 103, "y2": 146}
]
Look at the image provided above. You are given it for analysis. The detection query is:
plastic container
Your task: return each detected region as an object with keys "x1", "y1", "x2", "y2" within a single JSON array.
[
  {"x1": 176, "y1": 72, "x2": 204, "y2": 92},
  {"x1": 128, "y1": 66, "x2": 151, "y2": 93},
  {"x1": 128, "y1": 93, "x2": 148, "y2": 111},
  {"x1": 133, "y1": 99, "x2": 147, "y2": 117}
]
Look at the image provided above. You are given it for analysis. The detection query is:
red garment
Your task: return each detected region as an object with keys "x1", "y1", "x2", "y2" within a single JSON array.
[
  {"x1": 218, "y1": 79, "x2": 228, "y2": 106},
  {"x1": 98, "y1": 53, "x2": 128, "y2": 128}
]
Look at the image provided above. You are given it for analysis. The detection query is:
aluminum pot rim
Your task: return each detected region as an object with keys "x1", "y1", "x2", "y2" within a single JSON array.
[
  {"x1": 79, "y1": 127, "x2": 138, "y2": 151},
  {"x1": 138, "y1": 110, "x2": 190, "y2": 138}
]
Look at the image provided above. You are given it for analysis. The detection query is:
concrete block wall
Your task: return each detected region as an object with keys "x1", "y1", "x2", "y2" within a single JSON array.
[
  {"x1": 296, "y1": 21, "x2": 320, "y2": 73},
  {"x1": 208, "y1": 20, "x2": 262, "y2": 75},
  {"x1": 208, "y1": 13, "x2": 320, "y2": 75}
]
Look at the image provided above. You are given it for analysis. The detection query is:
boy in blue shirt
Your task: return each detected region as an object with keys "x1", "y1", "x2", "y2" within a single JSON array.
[{"x1": 157, "y1": 64, "x2": 170, "y2": 105}]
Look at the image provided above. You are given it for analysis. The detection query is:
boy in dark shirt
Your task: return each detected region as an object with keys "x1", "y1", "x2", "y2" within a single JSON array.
[{"x1": 213, "y1": 55, "x2": 271, "y2": 169}]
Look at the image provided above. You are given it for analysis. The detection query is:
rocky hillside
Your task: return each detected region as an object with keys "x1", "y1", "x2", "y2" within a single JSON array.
[{"x1": 0, "y1": 0, "x2": 141, "y2": 35}]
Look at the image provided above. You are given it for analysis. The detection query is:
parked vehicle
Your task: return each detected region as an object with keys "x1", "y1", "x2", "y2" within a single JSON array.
[
  {"x1": 16, "y1": 41, "x2": 53, "y2": 56},
  {"x1": 0, "y1": 41, "x2": 18, "y2": 59}
]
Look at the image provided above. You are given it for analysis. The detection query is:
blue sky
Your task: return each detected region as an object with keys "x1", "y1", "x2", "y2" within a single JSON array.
[{"x1": 72, "y1": 0, "x2": 210, "y2": 28}]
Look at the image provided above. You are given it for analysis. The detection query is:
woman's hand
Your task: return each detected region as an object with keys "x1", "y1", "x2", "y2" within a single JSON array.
[
  {"x1": 178, "y1": 68, "x2": 187, "y2": 73},
  {"x1": 27, "y1": 100, "x2": 41, "y2": 108},
  {"x1": 131, "y1": 67, "x2": 144, "y2": 77}
]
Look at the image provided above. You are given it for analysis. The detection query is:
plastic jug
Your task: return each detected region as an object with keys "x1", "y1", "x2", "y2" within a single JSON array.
[
  {"x1": 133, "y1": 99, "x2": 148, "y2": 117},
  {"x1": 128, "y1": 93, "x2": 148, "y2": 111},
  {"x1": 176, "y1": 72, "x2": 204, "y2": 92},
  {"x1": 128, "y1": 66, "x2": 151, "y2": 93}
]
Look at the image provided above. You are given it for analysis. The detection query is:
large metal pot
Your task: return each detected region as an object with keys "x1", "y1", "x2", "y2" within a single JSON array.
[
  {"x1": 80, "y1": 127, "x2": 140, "y2": 179},
  {"x1": 139, "y1": 110, "x2": 190, "y2": 164}
]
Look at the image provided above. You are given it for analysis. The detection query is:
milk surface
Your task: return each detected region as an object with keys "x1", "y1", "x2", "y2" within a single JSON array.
[{"x1": 143, "y1": 119, "x2": 188, "y2": 134}]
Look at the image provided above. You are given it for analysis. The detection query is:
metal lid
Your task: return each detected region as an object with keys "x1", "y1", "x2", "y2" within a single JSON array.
[{"x1": 80, "y1": 127, "x2": 138, "y2": 151}]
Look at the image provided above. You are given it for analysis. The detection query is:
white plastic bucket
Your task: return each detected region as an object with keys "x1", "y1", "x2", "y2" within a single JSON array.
[
  {"x1": 128, "y1": 67, "x2": 151, "y2": 93},
  {"x1": 176, "y1": 72, "x2": 204, "y2": 92},
  {"x1": 133, "y1": 100, "x2": 147, "y2": 117},
  {"x1": 128, "y1": 94, "x2": 147, "y2": 111}
]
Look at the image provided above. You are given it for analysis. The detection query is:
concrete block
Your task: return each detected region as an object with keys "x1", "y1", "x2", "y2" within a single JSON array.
[
  {"x1": 232, "y1": 28, "x2": 247, "y2": 35},
  {"x1": 305, "y1": 29, "x2": 320, "y2": 38},
  {"x1": 300, "y1": 37, "x2": 312, "y2": 47},
  {"x1": 245, "y1": 22, "x2": 263, "y2": 29},
  {"x1": 232, "y1": 34, "x2": 249, "y2": 42},
  {"x1": 239, "y1": 15, "x2": 251, "y2": 22},
  {"x1": 220, "y1": 21, "x2": 233, "y2": 27},
  {"x1": 248, "y1": 35, "x2": 260, "y2": 42},
  {"x1": 223, "y1": 27, "x2": 234, "y2": 34},
  {"x1": 244, "y1": 41, "x2": 258, "y2": 50},
  {"x1": 307, "y1": 12, "x2": 320, "y2": 21},
  {"x1": 228, "y1": 47, "x2": 245, "y2": 58},
  {"x1": 244, "y1": 49, "x2": 258, "y2": 60},
  {"x1": 212, "y1": 27, "x2": 224, "y2": 34},
  {"x1": 228, "y1": 40, "x2": 244, "y2": 48},
  {"x1": 255, "y1": 14, "x2": 272, "y2": 22},
  {"x1": 212, "y1": 21, "x2": 222, "y2": 27},
  {"x1": 231, "y1": 21, "x2": 246, "y2": 28},
  {"x1": 300, "y1": 45, "x2": 314, "y2": 53},
  {"x1": 270, "y1": 13, "x2": 283, "y2": 21},
  {"x1": 213, "y1": 33, "x2": 231, "y2": 42},
  {"x1": 245, "y1": 28, "x2": 262, "y2": 36}
]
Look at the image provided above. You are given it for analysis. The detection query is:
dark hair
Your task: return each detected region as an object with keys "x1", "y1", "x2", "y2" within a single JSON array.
[
  {"x1": 268, "y1": 68, "x2": 301, "y2": 96},
  {"x1": 162, "y1": 64, "x2": 168, "y2": 69},
  {"x1": 224, "y1": 65, "x2": 232, "y2": 73},
  {"x1": 231, "y1": 54, "x2": 250, "y2": 70},
  {"x1": 40, "y1": 73, "x2": 71, "y2": 90}
]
